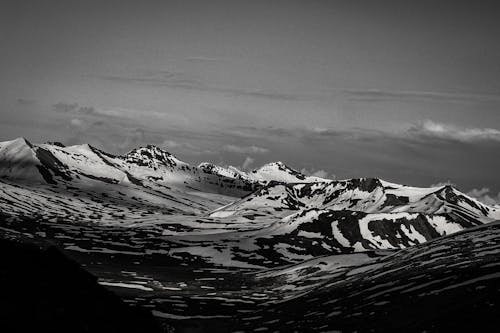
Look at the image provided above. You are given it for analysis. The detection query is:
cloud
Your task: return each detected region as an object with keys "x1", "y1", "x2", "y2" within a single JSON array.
[
  {"x1": 467, "y1": 187, "x2": 491, "y2": 197},
  {"x1": 466, "y1": 187, "x2": 500, "y2": 206},
  {"x1": 53, "y1": 102, "x2": 79, "y2": 112},
  {"x1": 343, "y1": 89, "x2": 500, "y2": 104},
  {"x1": 223, "y1": 123, "x2": 500, "y2": 192},
  {"x1": 77, "y1": 106, "x2": 95, "y2": 114},
  {"x1": 119, "y1": 128, "x2": 147, "y2": 151},
  {"x1": 241, "y1": 156, "x2": 255, "y2": 170},
  {"x1": 162, "y1": 140, "x2": 194, "y2": 149},
  {"x1": 229, "y1": 121, "x2": 500, "y2": 149},
  {"x1": 430, "y1": 180, "x2": 456, "y2": 188},
  {"x1": 96, "y1": 71, "x2": 311, "y2": 101},
  {"x1": 69, "y1": 118, "x2": 85, "y2": 128},
  {"x1": 65, "y1": 118, "x2": 105, "y2": 148},
  {"x1": 234, "y1": 90, "x2": 307, "y2": 101},
  {"x1": 295, "y1": 121, "x2": 500, "y2": 144},
  {"x1": 310, "y1": 169, "x2": 330, "y2": 179},
  {"x1": 409, "y1": 120, "x2": 500, "y2": 142},
  {"x1": 301, "y1": 168, "x2": 333, "y2": 179},
  {"x1": 53, "y1": 102, "x2": 97, "y2": 115},
  {"x1": 222, "y1": 144, "x2": 269, "y2": 154},
  {"x1": 97, "y1": 72, "x2": 196, "y2": 87},
  {"x1": 16, "y1": 98, "x2": 35, "y2": 105},
  {"x1": 52, "y1": 100, "x2": 184, "y2": 123}
]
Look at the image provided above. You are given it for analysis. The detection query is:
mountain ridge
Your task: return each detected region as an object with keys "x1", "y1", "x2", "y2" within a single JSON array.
[
  {"x1": 1, "y1": 137, "x2": 499, "y2": 331},
  {"x1": 0, "y1": 137, "x2": 499, "y2": 266},
  {"x1": 0, "y1": 138, "x2": 322, "y2": 189}
]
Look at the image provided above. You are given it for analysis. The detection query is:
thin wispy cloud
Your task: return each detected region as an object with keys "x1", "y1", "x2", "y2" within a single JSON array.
[
  {"x1": 277, "y1": 121, "x2": 500, "y2": 144},
  {"x1": 92, "y1": 106, "x2": 167, "y2": 120},
  {"x1": 97, "y1": 72, "x2": 195, "y2": 85},
  {"x1": 241, "y1": 156, "x2": 255, "y2": 170},
  {"x1": 223, "y1": 144, "x2": 269, "y2": 154},
  {"x1": 162, "y1": 140, "x2": 196, "y2": 150},
  {"x1": 300, "y1": 168, "x2": 333, "y2": 179},
  {"x1": 224, "y1": 121, "x2": 500, "y2": 147},
  {"x1": 53, "y1": 101, "x2": 181, "y2": 122},
  {"x1": 343, "y1": 89, "x2": 500, "y2": 104},
  {"x1": 95, "y1": 72, "x2": 312, "y2": 101},
  {"x1": 409, "y1": 120, "x2": 500, "y2": 143},
  {"x1": 236, "y1": 90, "x2": 306, "y2": 101},
  {"x1": 160, "y1": 140, "x2": 215, "y2": 155},
  {"x1": 54, "y1": 102, "x2": 95, "y2": 115}
]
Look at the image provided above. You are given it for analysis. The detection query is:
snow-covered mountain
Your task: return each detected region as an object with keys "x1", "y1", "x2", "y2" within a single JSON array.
[
  {"x1": 1, "y1": 137, "x2": 499, "y2": 331},
  {"x1": 0, "y1": 138, "x2": 256, "y2": 193},
  {"x1": 0, "y1": 138, "x2": 332, "y2": 223},
  {"x1": 1, "y1": 137, "x2": 498, "y2": 262},
  {"x1": 198, "y1": 178, "x2": 499, "y2": 266},
  {"x1": 0, "y1": 138, "x2": 262, "y2": 218},
  {"x1": 199, "y1": 160, "x2": 329, "y2": 184},
  {"x1": 0, "y1": 138, "x2": 323, "y2": 210}
]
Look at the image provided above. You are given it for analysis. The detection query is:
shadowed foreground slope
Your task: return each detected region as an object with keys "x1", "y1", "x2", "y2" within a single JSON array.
[{"x1": 0, "y1": 230, "x2": 163, "y2": 333}]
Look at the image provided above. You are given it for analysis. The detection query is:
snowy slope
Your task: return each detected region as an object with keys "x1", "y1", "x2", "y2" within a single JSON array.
[
  {"x1": 199, "y1": 161, "x2": 329, "y2": 185},
  {"x1": 1, "y1": 137, "x2": 499, "y2": 332},
  {"x1": 0, "y1": 138, "x2": 257, "y2": 195},
  {"x1": 101, "y1": 222, "x2": 500, "y2": 332},
  {"x1": 213, "y1": 178, "x2": 499, "y2": 222},
  {"x1": 0, "y1": 138, "x2": 69, "y2": 183},
  {"x1": 0, "y1": 139, "x2": 263, "y2": 222},
  {"x1": 245, "y1": 220, "x2": 500, "y2": 332},
  {"x1": 249, "y1": 161, "x2": 329, "y2": 183},
  {"x1": 1, "y1": 137, "x2": 499, "y2": 268}
]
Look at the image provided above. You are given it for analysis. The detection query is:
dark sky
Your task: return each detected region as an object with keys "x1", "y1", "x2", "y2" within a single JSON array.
[{"x1": 1, "y1": 0, "x2": 500, "y2": 197}]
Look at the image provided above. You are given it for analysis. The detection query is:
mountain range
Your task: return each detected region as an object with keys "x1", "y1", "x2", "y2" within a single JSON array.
[{"x1": 1, "y1": 137, "x2": 499, "y2": 332}]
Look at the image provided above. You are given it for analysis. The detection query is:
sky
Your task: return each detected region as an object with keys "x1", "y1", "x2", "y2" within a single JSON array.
[{"x1": 1, "y1": 0, "x2": 500, "y2": 199}]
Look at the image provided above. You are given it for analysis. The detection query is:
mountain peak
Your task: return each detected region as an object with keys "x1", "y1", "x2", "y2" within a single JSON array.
[
  {"x1": 198, "y1": 162, "x2": 250, "y2": 181},
  {"x1": 0, "y1": 137, "x2": 45, "y2": 182},
  {"x1": 252, "y1": 161, "x2": 307, "y2": 182},
  {"x1": 199, "y1": 160, "x2": 332, "y2": 184},
  {"x1": 2, "y1": 137, "x2": 33, "y2": 149},
  {"x1": 126, "y1": 145, "x2": 172, "y2": 157},
  {"x1": 45, "y1": 141, "x2": 66, "y2": 147},
  {"x1": 145, "y1": 144, "x2": 167, "y2": 151},
  {"x1": 124, "y1": 144, "x2": 185, "y2": 169},
  {"x1": 256, "y1": 161, "x2": 286, "y2": 168}
]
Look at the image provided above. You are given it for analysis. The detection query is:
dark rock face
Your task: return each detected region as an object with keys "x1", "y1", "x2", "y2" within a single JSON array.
[
  {"x1": 0, "y1": 234, "x2": 163, "y2": 333},
  {"x1": 35, "y1": 147, "x2": 73, "y2": 182},
  {"x1": 45, "y1": 141, "x2": 66, "y2": 147},
  {"x1": 381, "y1": 193, "x2": 410, "y2": 207},
  {"x1": 124, "y1": 145, "x2": 179, "y2": 169}
]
